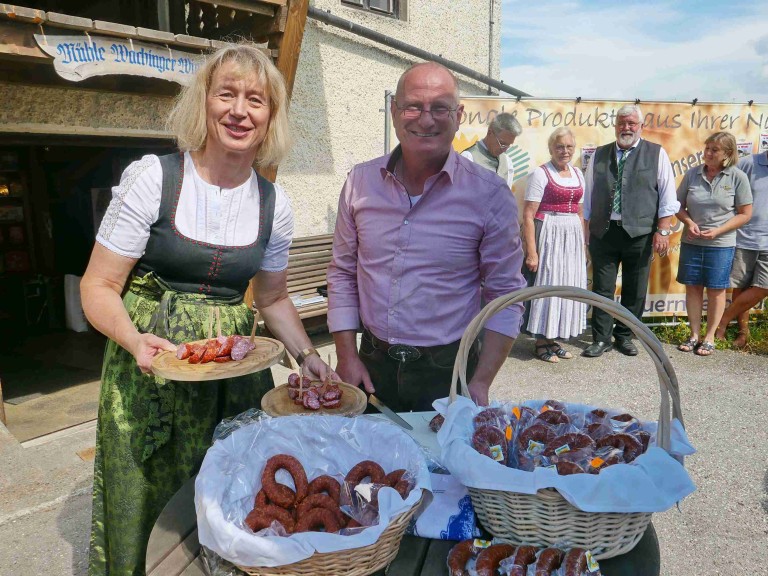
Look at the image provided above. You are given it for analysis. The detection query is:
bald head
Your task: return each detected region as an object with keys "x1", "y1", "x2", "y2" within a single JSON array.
[{"x1": 395, "y1": 62, "x2": 460, "y2": 105}]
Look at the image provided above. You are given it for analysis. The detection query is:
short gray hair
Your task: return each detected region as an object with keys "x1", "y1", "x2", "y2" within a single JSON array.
[
  {"x1": 617, "y1": 104, "x2": 643, "y2": 121},
  {"x1": 490, "y1": 112, "x2": 523, "y2": 137},
  {"x1": 547, "y1": 127, "x2": 575, "y2": 150}
]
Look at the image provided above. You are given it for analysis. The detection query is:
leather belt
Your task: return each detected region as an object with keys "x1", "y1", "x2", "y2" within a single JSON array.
[
  {"x1": 610, "y1": 219, "x2": 623, "y2": 227},
  {"x1": 363, "y1": 329, "x2": 457, "y2": 363}
]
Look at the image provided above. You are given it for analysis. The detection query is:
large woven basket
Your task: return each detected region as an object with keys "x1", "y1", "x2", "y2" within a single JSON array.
[
  {"x1": 449, "y1": 285, "x2": 685, "y2": 560},
  {"x1": 237, "y1": 494, "x2": 424, "y2": 576}
]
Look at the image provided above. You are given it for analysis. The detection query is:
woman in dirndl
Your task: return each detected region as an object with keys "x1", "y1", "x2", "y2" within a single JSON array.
[
  {"x1": 81, "y1": 43, "x2": 333, "y2": 575},
  {"x1": 521, "y1": 127, "x2": 588, "y2": 362}
]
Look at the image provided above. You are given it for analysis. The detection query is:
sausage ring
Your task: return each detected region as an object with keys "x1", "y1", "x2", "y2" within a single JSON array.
[
  {"x1": 296, "y1": 493, "x2": 346, "y2": 527},
  {"x1": 261, "y1": 454, "x2": 308, "y2": 508},
  {"x1": 636, "y1": 430, "x2": 651, "y2": 453},
  {"x1": 536, "y1": 409, "x2": 571, "y2": 426},
  {"x1": 345, "y1": 460, "x2": 386, "y2": 486},
  {"x1": 596, "y1": 433, "x2": 643, "y2": 463},
  {"x1": 534, "y1": 547, "x2": 565, "y2": 575},
  {"x1": 471, "y1": 425, "x2": 508, "y2": 461},
  {"x1": 447, "y1": 539, "x2": 475, "y2": 576},
  {"x1": 543, "y1": 399, "x2": 567, "y2": 412},
  {"x1": 295, "y1": 506, "x2": 342, "y2": 533},
  {"x1": 543, "y1": 432, "x2": 595, "y2": 457},
  {"x1": 506, "y1": 545, "x2": 538, "y2": 576},
  {"x1": 385, "y1": 469, "x2": 410, "y2": 498},
  {"x1": 475, "y1": 543, "x2": 516, "y2": 576},
  {"x1": 473, "y1": 407, "x2": 508, "y2": 428},
  {"x1": 307, "y1": 475, "x2": 341, "y2": 503},
  {"x1": 562, "y1": 547, "x2": 588, "y2": 576},
  {"x1": 245, "y1": 504, "x2": 295, "y2": 534},
  {"x1": 254, "y1": 488, "x2": 272, "y2": 508},
  {"x1": 517, "y1": 423, "x2": 556, "y2": 453}
]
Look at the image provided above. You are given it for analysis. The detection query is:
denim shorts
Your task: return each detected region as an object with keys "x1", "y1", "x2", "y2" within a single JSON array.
[{"x1": 676, "y1": 243, "x2": 735, "y2": 289}]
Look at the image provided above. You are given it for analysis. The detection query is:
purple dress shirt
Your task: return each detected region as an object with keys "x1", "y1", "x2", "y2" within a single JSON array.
[{"x1": 327, "y1": 147, "x2": 526, "y2": 347}]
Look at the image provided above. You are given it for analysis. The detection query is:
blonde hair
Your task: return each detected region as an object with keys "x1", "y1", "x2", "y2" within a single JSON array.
[
  {"x1": 705, "y1": 131, "x2": 739, "y2": 168},
  {"x1": 167, "y1": 42, "x2": 291, "y2": 168},
  {"x1": 547, "y1": 127, "x2": 576, "y2": 151}
]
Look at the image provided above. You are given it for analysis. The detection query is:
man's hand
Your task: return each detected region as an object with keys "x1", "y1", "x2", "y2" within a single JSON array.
[
  {"x1": 301, "y1": 354, "x2": 339, "y2": 382},
  {"x1": 129, "y1": 333, "x2": 176, "y2": 373},
  {"x1": 335, "y1": 353, "x2": 375, "y2": 394},
  {"x1": 653, "y1": 234, "x2": 670, "y2": 256},
  {"x1": 467, "y1": 379, "x2": 491, "y2": 406}
]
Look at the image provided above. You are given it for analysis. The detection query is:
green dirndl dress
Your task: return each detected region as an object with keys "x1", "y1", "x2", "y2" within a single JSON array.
[{"x1": 89, "y1": 153, "x2": 278, "y2": 575}]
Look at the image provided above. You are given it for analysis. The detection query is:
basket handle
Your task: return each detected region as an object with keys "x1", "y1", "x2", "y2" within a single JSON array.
[{"x1": 448, "y1": 286, "x2": 683, "y2": 453}]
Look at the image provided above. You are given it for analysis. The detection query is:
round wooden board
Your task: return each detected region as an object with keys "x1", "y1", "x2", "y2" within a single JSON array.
[
  {"x1": 151, "y1": 337, "x2": 285, "y2": 382},
  {"x1": 261, "y1": 381, "x2": 367, "y2": 417}
]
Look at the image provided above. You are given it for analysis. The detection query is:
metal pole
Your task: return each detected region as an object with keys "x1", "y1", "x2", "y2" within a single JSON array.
[{"x1": 384, "y1": 90, "x2": 393, "y2": 154}]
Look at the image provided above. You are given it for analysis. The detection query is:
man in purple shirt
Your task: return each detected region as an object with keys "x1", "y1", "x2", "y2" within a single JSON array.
[{"x1": 327, "y1": 62, "x2": 527, "y2": 410}]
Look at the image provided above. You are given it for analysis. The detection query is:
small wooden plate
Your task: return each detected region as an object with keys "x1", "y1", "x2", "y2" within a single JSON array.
[
  {"x1": 261, "y1": 381, "x2": 367, "y2": 417},
  {"x1": 151, "y1": 337, "x2": 285, "y2": 382}
]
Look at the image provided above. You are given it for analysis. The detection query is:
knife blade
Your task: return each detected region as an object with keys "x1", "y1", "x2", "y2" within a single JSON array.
[{"x1": 368, "y1": 394, "x2": 413, "y2": 430}]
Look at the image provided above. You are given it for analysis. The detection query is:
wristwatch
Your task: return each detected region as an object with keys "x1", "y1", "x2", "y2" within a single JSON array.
[
  {"x1": 656, "y1": 228, "x2": 671, "y2": 237},
  {"x1": 295, "y1": 347, "x2": 319, "y2": 366}
]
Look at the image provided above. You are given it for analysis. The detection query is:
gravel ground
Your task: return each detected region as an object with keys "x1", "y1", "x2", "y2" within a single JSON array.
[{"x1": 1, "y1": 332, "x2": 766, "y2": 576}]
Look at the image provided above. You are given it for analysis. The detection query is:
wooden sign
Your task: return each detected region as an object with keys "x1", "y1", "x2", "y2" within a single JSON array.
[{"x1": 33, "y1": 34, "x2": 203, "y2": 85}]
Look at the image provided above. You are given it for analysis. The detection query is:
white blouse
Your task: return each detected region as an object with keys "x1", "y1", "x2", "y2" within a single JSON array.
[
  {"x1": 524, "y1": 162, "x2": 585, "y2": 203},
  {"x1": 97, "y1": 153, "x2": 293, "y2": 272}
]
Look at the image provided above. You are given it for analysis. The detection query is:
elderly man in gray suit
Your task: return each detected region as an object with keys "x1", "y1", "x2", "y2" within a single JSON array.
[{"x1": 582, "y1": 104, "x2": 680, "y2": 357}]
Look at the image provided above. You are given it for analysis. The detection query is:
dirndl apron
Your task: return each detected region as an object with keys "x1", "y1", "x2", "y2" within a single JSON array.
[{"x1": 89, "y1": 153, "x2": 277, "y2": 576}]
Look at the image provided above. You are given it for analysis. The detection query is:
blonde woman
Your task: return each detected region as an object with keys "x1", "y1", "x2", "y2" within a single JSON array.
[
  {"x1": 675, "y1": 132, "x2": 752, "y2": 356},
  {"x1": 82, "y1": 43, "x2": 332, "y2": 575}
]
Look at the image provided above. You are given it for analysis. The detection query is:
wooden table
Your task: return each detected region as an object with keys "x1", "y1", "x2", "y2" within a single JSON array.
[{"x1": 146, "y1": 410, "x2": 660, "y2": 575}]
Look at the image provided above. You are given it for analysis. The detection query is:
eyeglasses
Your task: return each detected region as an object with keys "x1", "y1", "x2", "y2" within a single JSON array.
[
  {"x1": 617, "y1": 120, "x2": 641, "y2": 129},
  {"x1": 394, "y1": 101, "x2": 458, "y2": 120},
  {"x1": 492, "y1": 130, "x2": 515, "y2": 150},
  {"x1": 554, "y1": 144, "x2": 575, "y2": 152}
]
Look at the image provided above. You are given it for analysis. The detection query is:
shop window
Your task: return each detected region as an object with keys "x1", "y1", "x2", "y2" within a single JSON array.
[{"x1": 342, "y1": 0, "x2": 403, "y2": 19}]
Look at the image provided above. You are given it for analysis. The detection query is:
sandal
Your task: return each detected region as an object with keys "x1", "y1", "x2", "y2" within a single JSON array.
[
  {"x1": 548, "y1": 343, "x2": 573, "y2": 359},
  {"x1": 695, "y1": 341, "x2": 715, "y2": 356},
  {"x1": 535, "y1": 345, "x2": 559, "y2": 363},
  {"x1": 677, "y1": 338, "x2": 699, "y2": 352}
]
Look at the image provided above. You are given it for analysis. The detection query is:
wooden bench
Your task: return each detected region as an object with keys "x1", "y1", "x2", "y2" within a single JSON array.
[{"x1": 285, "y1": 233, "x2": 333, "y2": 321}]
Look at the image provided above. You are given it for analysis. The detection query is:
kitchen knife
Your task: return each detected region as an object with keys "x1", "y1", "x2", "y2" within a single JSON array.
[{"x1": 368, "y1": 394, "x2": 413, "y2": 430}]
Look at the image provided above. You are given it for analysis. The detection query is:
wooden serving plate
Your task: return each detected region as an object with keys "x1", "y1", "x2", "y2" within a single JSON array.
[
  {"x1": 151, "y1": 337, "x2": 285, "y2": 382},
  {"x1": 261, "y1": 381, "x2": 367, "y2": 417}
]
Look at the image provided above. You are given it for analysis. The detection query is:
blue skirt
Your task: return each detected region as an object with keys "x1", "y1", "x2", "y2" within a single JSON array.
[{"x1": 676, "y1": 243, "x2": 735, "y2": 289}]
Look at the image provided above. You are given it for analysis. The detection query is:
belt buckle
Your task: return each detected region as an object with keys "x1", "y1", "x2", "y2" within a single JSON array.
[{"x1": 387, "y1": 344, "x2": 421, "y2": 363}]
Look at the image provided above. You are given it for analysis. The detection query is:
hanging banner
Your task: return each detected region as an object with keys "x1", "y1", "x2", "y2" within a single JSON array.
[
  {"x1": 34, "y1": 34, "x2": 203, "y2": 85},
  {"x1": 388, "y1": 97, "x2": 768, "y2": 317}
]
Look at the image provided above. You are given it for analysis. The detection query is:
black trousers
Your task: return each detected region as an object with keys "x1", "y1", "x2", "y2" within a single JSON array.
[
  {"x1": 588, "y1": 221, "x2": 654, "y2": 343},
  {"x1": 358, "y1": 331, "x2": 479, "y2": 412}
]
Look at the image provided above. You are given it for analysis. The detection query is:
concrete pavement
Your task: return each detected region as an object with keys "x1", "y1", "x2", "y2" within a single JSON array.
[{"x1": 1, "y1": 333, "x2": 766, "y2": 575}]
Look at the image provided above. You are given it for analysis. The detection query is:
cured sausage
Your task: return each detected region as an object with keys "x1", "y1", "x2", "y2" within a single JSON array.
[
  {"x1": 254, "y1": 488, "x2": 270, "y2": 508},
  {"x1": 506, "y1": 545, "x2": 538, "y2": 576},
  {"x1": 307, "y1": 475, "x2": 341, "y2": 503},
  {"x1": 536, "y1": 409, "x2": 571, "y2": 426},
  {"x1": 475, "y1": 543, "x2": 515, "y2": 576},
  {"x1": 230, "y1": 337, "x2": 252, "y2": 361},
  {"x1": 543, "y1": 399, "x2": 567, "y2": 412},
  {"x1": 296, "y1": 493, "x2": 346, "y2": 527},
  {"x1": 345, "y1": 460, "x2": 386, "y2": 486},
  {"x1": 320, "y1": 397, "x2": 341, "y2": 408},
  {"x1": 446, "y1": 539, "x2": 475, "y2": 576},
  {"x1": 472, "y1": 425, "x2": 508, "y2": 461},
  {"x1": 429, "y1": 413, "x2": 445, "y2": 433},
  {"x1": 562, "y1": 547, "x2": 588, "y2": 576},
  {"x1": 555, "y1": 460, "x2": 585, "y2": 475},
  {"x1": 534, "y1": 548, "x2": 565, "y2": 575},
  {"x1": 543, "y1": 433, "x2": 595, "y2": 457},
  {"x1": 261, "y1": 454, "x2": 308, "y2": 508},
  {"x1": 245, "y1": 504, "x2": 295, "y2": 534},
  {"x1": 517, "y1": 423, "x2": 556, "y2": 454},
  {"x1": 385, "y1": 469, "x2": 410, "y2": 498},
  {"x1": 596, "y1": 433, "x2": 643, "y2": 463},
  {"x1": 473, "y1": 407, "x2": 508, "y2": 428},
  {"x1": 294, "y1": 506, "x2": 342, "y2": 533}
]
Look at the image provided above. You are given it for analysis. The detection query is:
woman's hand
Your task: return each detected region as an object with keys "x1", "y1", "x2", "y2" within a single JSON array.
[
  {"x1": 301, "y1": 353, "x2": 340, "y2": 383},
  {"x1": 525, "y1": 253, "x2": 539, "y2": 273},
  {"x1": 698, "y1": 227, "x2": 720, "y2": 240},
  {"x1": 129, "y1": 333, "x2": 177, "y2": 373},
  {"x1": 686, "y1": 222, "x2": 701, "y2": 241}
]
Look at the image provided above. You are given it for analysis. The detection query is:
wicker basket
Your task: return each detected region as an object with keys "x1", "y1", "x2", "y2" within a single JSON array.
[
  {"x1": 237, "y1": 494, "x2": 423, "y2": 576},
  {"x1": 448, "y1": 285, "x2": 686, "y2": 560}
]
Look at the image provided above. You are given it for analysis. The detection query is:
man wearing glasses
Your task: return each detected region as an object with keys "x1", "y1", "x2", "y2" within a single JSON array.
[
  {"x1": 582, "y1": 104, "x2": 679, "y2": 357},
  {"x1": 327, "y1": 62, "x2": 526, "y2": 409},
  {"x1": 461, "y1": 112, "x2": 523, "y2": 188}
]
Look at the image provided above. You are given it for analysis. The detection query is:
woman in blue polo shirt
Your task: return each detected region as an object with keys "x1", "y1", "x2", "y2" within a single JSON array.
[{"x1": 675, "y1": 132, "x2": 752, "y2": 356}]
